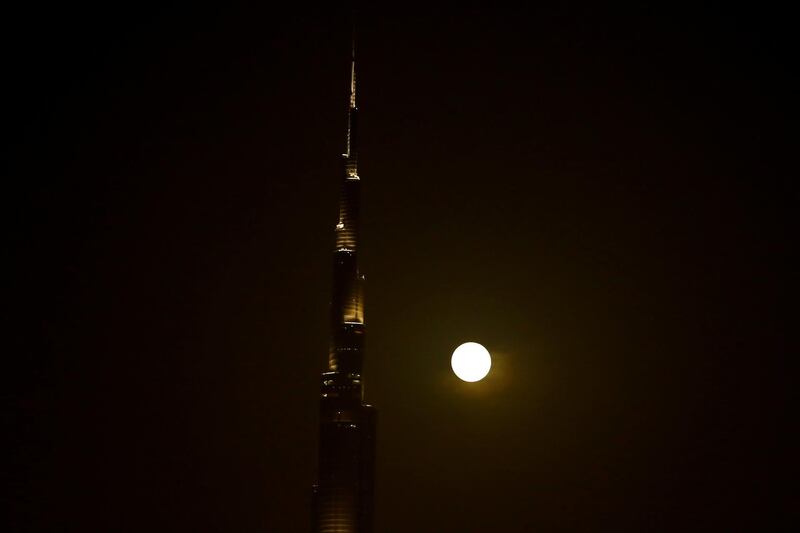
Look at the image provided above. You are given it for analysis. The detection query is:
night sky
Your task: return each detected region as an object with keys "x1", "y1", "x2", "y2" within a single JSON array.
[{"x1": 6, "y1": 3, "x2": 793, "y2": 532}]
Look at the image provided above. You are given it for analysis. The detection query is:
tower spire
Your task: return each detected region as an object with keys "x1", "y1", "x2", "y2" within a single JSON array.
[
  {"x1": 345, "y1": 17, "x2": 358, "y2": 162},
  {"x1": 349, "y1": 35, "x2": 356, "y2": 109}
]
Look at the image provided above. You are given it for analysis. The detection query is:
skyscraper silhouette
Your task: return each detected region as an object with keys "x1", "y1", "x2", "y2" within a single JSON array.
[{"x1": 310, "y1": 35, "x2": 376, "y2": 533}]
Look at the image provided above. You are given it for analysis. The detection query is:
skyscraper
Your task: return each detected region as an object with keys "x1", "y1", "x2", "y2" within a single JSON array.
[{"x1": 310, "y1": 37, "x2": 376, "y2": 533}]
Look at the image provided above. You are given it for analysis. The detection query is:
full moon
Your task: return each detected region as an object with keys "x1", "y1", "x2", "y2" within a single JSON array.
[{"x1": 451, "y1": 342, "x2": 492, "y2": 382}]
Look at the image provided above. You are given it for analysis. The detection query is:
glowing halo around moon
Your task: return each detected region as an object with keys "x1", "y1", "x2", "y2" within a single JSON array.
[{"x1": 451, "y1": 342, "x2": 492, "y2": 382}]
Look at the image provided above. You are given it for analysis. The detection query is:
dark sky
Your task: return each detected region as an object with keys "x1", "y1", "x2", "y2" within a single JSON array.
[{"x1": 6, "y1": 3, "x2": 793, "y2": 532}]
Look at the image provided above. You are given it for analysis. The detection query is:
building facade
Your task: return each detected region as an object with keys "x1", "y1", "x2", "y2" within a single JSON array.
[{"x1": 310, "y1": 40, "x2": 376, "y2": 533}]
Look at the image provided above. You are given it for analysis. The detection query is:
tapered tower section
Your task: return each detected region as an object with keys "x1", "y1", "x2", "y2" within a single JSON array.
[{"x1": 311, "y1": 37, "x2": 376, "y2": 533}]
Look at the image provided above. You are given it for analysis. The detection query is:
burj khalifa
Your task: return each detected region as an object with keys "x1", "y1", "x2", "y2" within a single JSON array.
[{"x1": 310, "y1": 36, "x2": 376, "y2": 533}]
